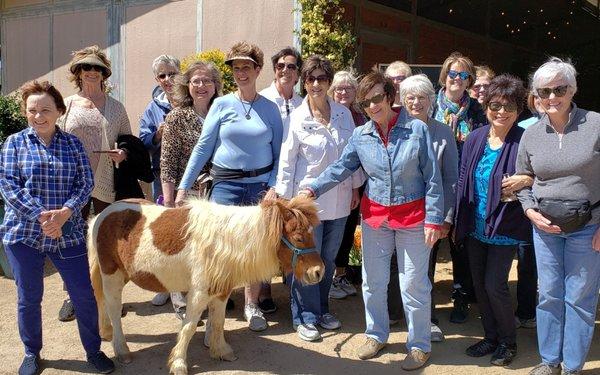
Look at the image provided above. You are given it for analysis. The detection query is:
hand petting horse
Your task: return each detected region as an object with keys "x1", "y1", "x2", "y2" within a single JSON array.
[{"x1": 87, "y1": 195, "x2": 324, "y2": 375}]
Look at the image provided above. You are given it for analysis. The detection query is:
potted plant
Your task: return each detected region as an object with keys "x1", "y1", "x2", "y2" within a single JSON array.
[{"x1": 0, "y1": 93, "x2": 27, "y2": 278}]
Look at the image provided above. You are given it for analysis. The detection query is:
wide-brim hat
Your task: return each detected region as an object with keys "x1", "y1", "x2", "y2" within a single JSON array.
[
  {"x1": 69, "y1": 55, "x2": 112, "y2": 78},
  {"x1": 224, "y1": 55, "x2": 259, "y2": 67}
]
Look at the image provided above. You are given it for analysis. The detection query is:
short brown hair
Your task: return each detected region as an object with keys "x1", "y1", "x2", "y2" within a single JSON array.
[
  {"x1": 482, "y1": 74, "x2": 527, "y2": 115},
  {"x1": 68, "y1": 45, "x2": 112, "y2": 91},
  {"x1": 356, "y1": 71, "x2": 396, "y2": 105},
  {"x1": 19, "y1": 80, "x2": 66, "y2": 115},
  {"x1": 173, "y1": 61, "x2": 223, "y2": 108},
  {"x1": 301, "y1": 55, "x2": 334, "y2": 85},
  {"x1": 226, "y1": 41, "x2": 264, "y2": 68},
  {"x1": 438, "y1": 52, "x2": 476, "y2": 89}
]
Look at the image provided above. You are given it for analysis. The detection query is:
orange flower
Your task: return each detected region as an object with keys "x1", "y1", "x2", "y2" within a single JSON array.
[{"x1": 353, "y1": 226, "x2": 362, "y2": 250}]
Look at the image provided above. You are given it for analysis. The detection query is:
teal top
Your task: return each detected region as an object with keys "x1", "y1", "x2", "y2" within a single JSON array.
[
  {"x1": 472, "y1": 143, "x2": 519, "y2": 245},
  {"x1": 178, "y1": 93, "x2": 283, "y2": 189}
]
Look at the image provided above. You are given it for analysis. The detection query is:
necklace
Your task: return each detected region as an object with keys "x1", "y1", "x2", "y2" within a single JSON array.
[{"x1": 238, "y1": 92, "x2": 257, "y2": 120}]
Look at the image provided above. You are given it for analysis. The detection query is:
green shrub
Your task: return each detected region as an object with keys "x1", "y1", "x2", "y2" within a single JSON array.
[
  {"x1": 181, "y1": 49, "x2": 236, "y2": 94},
  {"x1": 296, "y1": 0, "x2": 358, "y2": 71},
  {"x1": 0, "y1": 94, "x2": 27, "y2": 144}
]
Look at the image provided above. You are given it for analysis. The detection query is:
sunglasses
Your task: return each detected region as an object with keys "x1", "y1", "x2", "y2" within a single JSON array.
[
  {"x1": 472, "y1": 84, "x2": 490, "y2": 91},
  {"x1": 306, "y1": 75, "x2": 329, "y2": 84},
  {"x1": 536, "y1": 85, "x2": 569, "y2": 99},
  {"x1": 275, "y1": 63, "x2": 297, "y2": 71},
  {"x1": 488, "y1": 101, "x2": 518, "y2": 113},
  {"x1": 448, "y1": 70, "x2": 470, "y2": 80},
  {"x1": 157, "y1": 72, "x2": 177, "y2": 80},
  {"x1": 359, "y1": 93, "x2": 386, "y2": 109},
  {"x1": 80, "y1": 64, "x2": 104, "y2": 73}
]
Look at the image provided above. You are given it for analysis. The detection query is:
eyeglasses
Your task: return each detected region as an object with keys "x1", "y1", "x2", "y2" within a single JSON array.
[
  {"x1": 157, "y1": 72, "x2": 177, "y2": 80},
  {"x1": 189, "y1": 79, "x2": 214, "y2": 87},
  {"x1": 448, "y1": 70, "x2": 470, "y2": 80},
  {"x1": 306, "y1": 75, "x2": 329, "y2": 84},
  {"x1": 488, "y1": 101, "x2": 518, "y2": 113},
  {"x1": 358, "y1": 93, "x2": 386, "y2": 109},
  {"x1": 275, "y1": 63, "x2": 297, "y2": 71},
  {"x1": 536, "y1": 85, "x2": 569, "y2": 99},
  {"x1": 472, "y1": 83, "x2": 490, "y2": 92},
  {"x1": 389, "y1": 75, "x2": 407, "y2": 82},
  {"x1": 334, "y1": 86, "x2": 356, "y2": 94},
  {"x1": 405, "y1": 94, "x2": 428, "y2": 104},
  {"x1": 80, "y1": 64, "x2": 104, "y2": 73}
]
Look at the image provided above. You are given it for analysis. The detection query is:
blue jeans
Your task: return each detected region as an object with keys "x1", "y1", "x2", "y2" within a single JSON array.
[
  {"x1": 286, "y1": 216, "x2": 347, "y2": 326},
  {"x1": 361, "y1": 222, "x2": 431, "y2": 352},
  {"x1": 209, "y1": 180, "x2": 268, "y2": 206},
  {"x1": 5, "y1": 242, "x2": 101, "y2": 357},
  {"x1": 533, "y1": 223, "x2": 600, "y2": 372}
]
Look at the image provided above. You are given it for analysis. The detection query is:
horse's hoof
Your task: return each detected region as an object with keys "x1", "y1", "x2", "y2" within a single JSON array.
[
  {"x1": 117, "y1": 353, "x2": 133, "y2": 364},
  {"x1": 220, "y1": 352, "x2": 237, "y2": 362}
]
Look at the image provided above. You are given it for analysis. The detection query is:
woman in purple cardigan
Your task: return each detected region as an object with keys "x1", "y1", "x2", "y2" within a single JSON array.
[{"x1": 454, "y1": 74, "x2": 532, "y2": 367}]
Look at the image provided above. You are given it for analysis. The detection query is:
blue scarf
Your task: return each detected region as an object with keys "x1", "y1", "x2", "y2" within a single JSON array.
[{"x1": 434, "y1": 90, "x2": 473, "y2": 143}]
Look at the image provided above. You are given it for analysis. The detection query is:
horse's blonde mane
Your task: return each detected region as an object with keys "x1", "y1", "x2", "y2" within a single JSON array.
[{"x1": 183, "y1": 198, "x2": 283, "y2": 295}]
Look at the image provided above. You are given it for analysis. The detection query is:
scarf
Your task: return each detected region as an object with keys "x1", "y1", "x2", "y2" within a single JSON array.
[{"x1": 434, "y1": 89, "x2": 472, "y2": 143}]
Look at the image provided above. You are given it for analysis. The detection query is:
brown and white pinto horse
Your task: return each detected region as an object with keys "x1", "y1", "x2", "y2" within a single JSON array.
[{"x1": 87, "y1": 196, "x2": 323, "y2": 375}]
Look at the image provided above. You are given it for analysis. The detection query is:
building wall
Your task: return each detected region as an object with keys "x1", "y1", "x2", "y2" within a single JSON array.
[
  {"x1": 201, "y1": 0, "x2": 296, "y2": 91},
  {"x1": 0, "y1": 0, "x2": 296, "y2": 134}
]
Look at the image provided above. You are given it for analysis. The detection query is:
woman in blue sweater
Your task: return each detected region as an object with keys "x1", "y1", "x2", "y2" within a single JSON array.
[
  {"x1": 176, "y1": 42, "x2": 283, "y2": 332},
  {"x1": 454, "y1": 74, "x2": 532, "y2": 366}
]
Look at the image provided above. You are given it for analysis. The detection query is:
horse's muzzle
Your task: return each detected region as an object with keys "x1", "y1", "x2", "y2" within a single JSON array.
[{"x1": 303, "y1": 264, "x2": 324, "y2": 285}]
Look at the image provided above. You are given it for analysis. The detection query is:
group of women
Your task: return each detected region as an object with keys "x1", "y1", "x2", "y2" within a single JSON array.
[{"x1": 0, "y1": 41, "x2": 598, "y2": 375}]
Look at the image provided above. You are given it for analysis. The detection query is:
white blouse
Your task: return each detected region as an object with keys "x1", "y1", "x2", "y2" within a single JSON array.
[{"x1": 276, "y1": 97, "x2": 364, "y2": 220}]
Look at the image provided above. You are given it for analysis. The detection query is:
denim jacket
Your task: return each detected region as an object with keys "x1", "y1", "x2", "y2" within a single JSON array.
[{"x1": 310, "y1": 109, "x2": 445, "y2": 225}]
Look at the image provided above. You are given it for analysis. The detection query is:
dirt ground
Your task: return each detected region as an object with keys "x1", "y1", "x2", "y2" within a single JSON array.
[{"x1": 0, "y1": 244, "x2": 598, "y2": 375}]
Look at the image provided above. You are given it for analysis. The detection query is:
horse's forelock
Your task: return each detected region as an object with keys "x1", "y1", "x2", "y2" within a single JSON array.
[{"x1": 287, "y1": 196, "x2": 320, "y2": 228}]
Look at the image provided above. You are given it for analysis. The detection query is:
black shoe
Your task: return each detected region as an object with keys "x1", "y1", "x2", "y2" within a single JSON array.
[
  {"x1": 58, "y1": 299, "x2": 75, "y2": 322},
  {"x1": 87, "y1": 351, "x2": 115, "y2": 374},
  {"x1": 121, "y1": 306, "x2": 127, "y2": 317},
  {"x1": 258, "y1": 298, "x2": 277, "y2": 314},
  {"x1": 226, "y1": 298, "x2": 235, "y2": 311},
  {"x1": 18, "y1": 354, "x2": 40, "y2": 375},
  {"x1": 466, "y1": 338, "x2": 498, "y2": 357},
  {"x1": 450, "y1": 289, "x2": 469, "y2": 324},
  {"x1": 490, "y1": 343, "x2": 517, "y2": 366}
]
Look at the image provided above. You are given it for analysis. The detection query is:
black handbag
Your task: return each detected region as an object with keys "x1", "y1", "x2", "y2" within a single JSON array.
[{"x1": 538, "y1": 199, "x2": 600, "y2": 233}]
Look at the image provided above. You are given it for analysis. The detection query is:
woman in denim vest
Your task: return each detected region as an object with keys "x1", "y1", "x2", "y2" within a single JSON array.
[{"x1": 301, "y1": 71, "x2": 443, "y2": 371}]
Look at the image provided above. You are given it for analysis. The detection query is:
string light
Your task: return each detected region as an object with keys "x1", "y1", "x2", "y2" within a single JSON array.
[{"x1": 449, "y1": 8, "x2": 453, "y2": 13}]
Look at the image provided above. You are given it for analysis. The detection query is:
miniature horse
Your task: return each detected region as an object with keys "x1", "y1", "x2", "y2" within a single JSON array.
[{"x1": 88, "y1": 196, "x2": 324, "y2": 374}]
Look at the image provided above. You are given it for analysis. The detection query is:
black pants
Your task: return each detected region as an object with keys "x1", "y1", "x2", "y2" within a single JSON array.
[
  {"x1": 516, "y1": 240, "x2": 537, "y2": 320},
  {"x1": 388, "y1": 236, "x2": 474, "y2": 323},
  {"x1": 466, "y1": 236, "x2": 517, "y2": 345}
]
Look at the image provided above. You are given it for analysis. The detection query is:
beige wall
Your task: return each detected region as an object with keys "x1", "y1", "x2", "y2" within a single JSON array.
[
  {"x1": 1, "y1": 0, "x2": 295, "y2": 131},
  {"x1": 202, "y1": 0, "x2": 296, "y2": 91},
  {"x1": 124, "y1": 0, "x2": 197, "y2": 133}
]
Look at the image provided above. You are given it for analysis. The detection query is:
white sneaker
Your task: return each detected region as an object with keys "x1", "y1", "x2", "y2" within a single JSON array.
[
  {"x1": 337, "y1": 275, "x2": 357, "y2": 296},
  {"x1": 318, "y1": 313, "x2": 341, "y2": 330},
  {"x1": 431, "y1": 323, "x2": 445, "y2": 342},
  {"x1": 244, "y1": 303, "x2": 267, "y2": 332},
  {"x1": 296, "y1": 323, "x2": 321, "y2": 341},
  {"x1": 329, "y1": 279, "x2": 348, "y2": 299},
  {"x1": 151, "y1": 292, "x2": 170, "y2": 306}
]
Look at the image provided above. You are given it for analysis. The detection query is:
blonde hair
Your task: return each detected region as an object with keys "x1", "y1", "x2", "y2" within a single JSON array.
[
  {"x1": 475, "y1": 65, "x2": 495, "y2": 80},
  {"x1": 438, "y1": 52, "x2": 475, "y2": 89},
  {"x1": 385, "y1": 61, "x2": 412, "y2": 78}
]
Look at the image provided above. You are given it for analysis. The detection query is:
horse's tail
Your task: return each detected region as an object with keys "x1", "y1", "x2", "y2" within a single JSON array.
[{"x1": 87, "y1": 213, "x2": 112, "y2": 340}]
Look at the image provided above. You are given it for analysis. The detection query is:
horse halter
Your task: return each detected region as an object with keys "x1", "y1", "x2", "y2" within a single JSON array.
[{"x1": 281, "y1": 236, "x2": 318, "y2": 270}]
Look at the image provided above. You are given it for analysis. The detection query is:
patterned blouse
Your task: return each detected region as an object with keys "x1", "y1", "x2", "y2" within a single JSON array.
[
  {"x1": 0, "y1": 127, "x2": 93, "y2": 252},
  {"x1": 160, "y1": 106, "x2": 207, "y2": 191}
]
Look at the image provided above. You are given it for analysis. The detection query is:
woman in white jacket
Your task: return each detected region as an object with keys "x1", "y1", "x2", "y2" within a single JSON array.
[{"x1": 276, "y1": 55, "x2": 363, "y2": 342}]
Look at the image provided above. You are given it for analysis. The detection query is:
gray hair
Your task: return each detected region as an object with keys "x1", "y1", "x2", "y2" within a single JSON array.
[
  {"x1": 152, "y1": 55, "x2": 181, "y2": 76},
  {"x1": 531, "y1": 56, "x2": 577, "y2": 95},
  {"x1": 385, "y1": 60, "x2": 412, "y2": 77},
  {"x1": 399, "y1": 74, "x2": 436, "y2": 115},
  {"x1": 327, "y1": 70, "x2": 359, "y2": 97}
]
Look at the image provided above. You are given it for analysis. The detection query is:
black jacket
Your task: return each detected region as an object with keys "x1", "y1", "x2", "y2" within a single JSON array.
[{"x1": 114, "y1": 134, "x2": 154, "y2": 200}]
